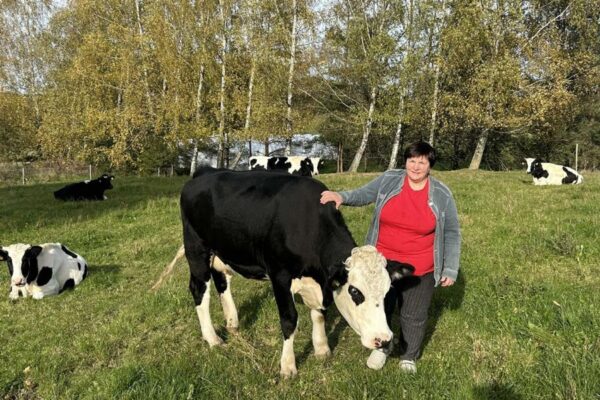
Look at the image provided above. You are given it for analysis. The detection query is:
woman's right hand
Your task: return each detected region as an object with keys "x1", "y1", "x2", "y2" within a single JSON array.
[{"x1": 320, "y1": 191, "x2": 343, "y2": 209}]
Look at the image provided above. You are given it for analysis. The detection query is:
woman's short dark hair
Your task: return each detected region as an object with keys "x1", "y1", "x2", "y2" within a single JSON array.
[{"x1": 403, "y1": 141, "x2": 436, "y2": 167}]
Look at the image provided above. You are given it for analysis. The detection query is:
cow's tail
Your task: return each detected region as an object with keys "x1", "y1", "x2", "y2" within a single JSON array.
[{"x1": 151, "y1": 245, "x2": 185, "y2": 291}]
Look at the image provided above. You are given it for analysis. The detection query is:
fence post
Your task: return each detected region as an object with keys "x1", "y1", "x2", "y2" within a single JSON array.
[
  {"x1": 575, "y1": 143, "x2": 579, "y2": 171},
  {"x1": 22, "y1": 167, "x2": 25, "y2": 185},
  {"x1": 89, "y1": 164, "x2": 92, "y2": 180},
  {"x1": 157, "y1": 167, "x2": 160, "y2": 177},
  {"x1": 171, "y1": 164, "x2": 174, "y2": 177}
]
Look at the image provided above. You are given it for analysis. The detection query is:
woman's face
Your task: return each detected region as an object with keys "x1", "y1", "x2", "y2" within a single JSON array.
[{"x1": 405, "y1": 155, "x2": 431, "y2": 184}]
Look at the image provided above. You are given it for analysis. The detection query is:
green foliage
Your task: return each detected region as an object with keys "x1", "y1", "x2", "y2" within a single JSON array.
[
  {"x1": 0, "y1": 0, "x2": 599, "y2": 171},
  {"x1": 1, "y1": 172, "x2": 599, "y2": 399}
]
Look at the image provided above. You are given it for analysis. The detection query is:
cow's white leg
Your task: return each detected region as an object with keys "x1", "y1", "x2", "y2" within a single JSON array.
[
  {"x1": 280, "y1": 330, "x2": 297, "y2": 378},
  {"x1": 9, "y1": 286, "x2": 20, "y2": 300},
  {"x1": 310, "y1": 309, "x2": 331, "y2": 358},
  {"x1": 195, "y1": 288, "x2": 223, "y2": 347},
  {"x1": 219, "y1": 274, "x2": 239, "y2": 332},
  {"x1": 32, "y1": 279, "x2": 60, "y2": 300}
]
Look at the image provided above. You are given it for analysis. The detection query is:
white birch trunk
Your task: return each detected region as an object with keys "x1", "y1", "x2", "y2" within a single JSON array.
[
  {"x1": 468, "y1": 0, "x2": 501, "y2": 170},
  {"x1": 190, "y1": 65, "x2": 205, "y2": 176},
  {"x1": 468, "y1": 129, "x2": 488, "y2": 170},
  {"x1": 134, "y1": 0, "x2": 154, "y2": 115},
  {"x1": 243, "y1": 57, "x2": 256, "y2": 162},
  {"x1": 389, "y1": 94, "x2": 405, "y2": 170},
  {"x1": 349, "y1": 86, "x2": 378, "y2": 172},
  {"x1": 217, "y1": 0, "x2": 227, "y2": 168},
  {"x1": 428, "y1": 0, "x2": 446, "y2": 146},
  {"x1": 190, "y1": 141, "x2": 199, "y2": 175},
  {"x1": 428, "y1": 63, "x2": 440, "y2": 146},
  {"x1": 284, "y1": 0, "x2": 297, "y2": 156},
  {"x1": 338, "y1": 142, "x2": 343, "y2": 173}
]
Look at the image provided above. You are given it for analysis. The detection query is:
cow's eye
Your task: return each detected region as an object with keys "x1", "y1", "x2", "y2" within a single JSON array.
[{"x1": 348, "y1": 285, "x2": 365, "y2": 305}]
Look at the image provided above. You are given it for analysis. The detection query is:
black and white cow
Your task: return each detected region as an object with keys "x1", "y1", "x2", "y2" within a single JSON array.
[
  {"x1": 524, "y1": 158, "x2": 583, "y2": 185},
  {"x1": 249, "y1": 156, "x2": 324, "y2": 177},
  {"x1": 53, "y1": 174, "x2": 115, "y2": 201},
  {"x1": 162, "y1": 167, "x2": 414, "y2": 377},
  {"x1": 0, "y1": 243, "x2": 88, "y2": 300}
]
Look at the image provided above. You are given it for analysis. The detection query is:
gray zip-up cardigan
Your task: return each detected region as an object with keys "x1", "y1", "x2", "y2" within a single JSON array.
[{"x1": 339, "y1": 169, "x2": 461, "y2": 286}]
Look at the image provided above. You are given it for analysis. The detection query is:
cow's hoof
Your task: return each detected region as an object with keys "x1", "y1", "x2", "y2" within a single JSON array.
[
  {"x1": 314, "y1": 348, "x2": 331, "y2": 359},
  {"x1": 206, "y1": 337, "x2": 224, "y2": 347},
  {"x1": 32, "y1": 293, "x2": 44, "y2": 300},
  {"x1": 280, "y1": 366, "x2": 298, "y2": 379},
  {"x1": 9, "y1": 293, "x2": 19, "y2": 301}
]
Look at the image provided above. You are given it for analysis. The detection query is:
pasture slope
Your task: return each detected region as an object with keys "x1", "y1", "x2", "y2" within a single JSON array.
[{"x1": 0, "y1": 171, "x2": 599, "y2": 400}]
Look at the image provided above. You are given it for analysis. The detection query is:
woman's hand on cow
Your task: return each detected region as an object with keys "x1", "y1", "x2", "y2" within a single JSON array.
[
  {"x1": 440, "y1": 276, "x2": 455, "y2": 287},
  {"x1": 320, "y1": 191, "x2": 343, "y2": 209}
]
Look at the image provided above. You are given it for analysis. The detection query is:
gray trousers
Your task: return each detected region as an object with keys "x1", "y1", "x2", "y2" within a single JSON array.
[{"x1": 383, "y1": 272, "x2": 435, "y2": 361}]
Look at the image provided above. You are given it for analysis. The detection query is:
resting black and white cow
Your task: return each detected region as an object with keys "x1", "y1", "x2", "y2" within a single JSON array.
[
  {"x1": 524, "y1": 158, "x2": 583, "y2": 185},
  {"x1": 249, "y1": 156, "x2": 324, "y2": 176},
  {"x1": 53, "y1": 174, "x2": 115, "y2": 201},
  {"x1": 0, "y1": 243, "x2": 88, "y2": 300},
  {"x1": 156, "y1": 167, "x2": 414, "y2": 377}
]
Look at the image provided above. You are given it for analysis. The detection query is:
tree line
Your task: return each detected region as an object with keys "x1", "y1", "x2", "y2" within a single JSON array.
[{"x1": 1, "y1": 0, "x2": 599, "y2": 173}]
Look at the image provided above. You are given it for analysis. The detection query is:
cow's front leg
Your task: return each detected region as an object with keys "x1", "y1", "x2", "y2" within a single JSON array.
[
  {"x1": 9, "y1": 286, "x2": 21, "y2": 300},
  {"x1": 310, "y1": 309, "x2": 331, "y2": 358},
  {"x1": 32, "y1": 279, "x2": 60, "y2": 300},
  {"x1": 272, "y1": 273, "x2": 298, "y2": 378}
]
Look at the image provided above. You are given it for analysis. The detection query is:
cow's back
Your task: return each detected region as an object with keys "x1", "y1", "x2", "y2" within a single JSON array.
[{"x1": 181, "y1": 168, "x2": 352, "y2": 273}]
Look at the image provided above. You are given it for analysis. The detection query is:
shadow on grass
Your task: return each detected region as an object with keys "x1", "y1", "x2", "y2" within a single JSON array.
[
  {"x1": 421, "y1": 273, "x2": 466, "y2": 355},
  {"x1": 472, "y1": 382, "x2": 523, "y2": 400},
  {"x1": 87, "y1": 264, "x2": 123, "y2": 289},
  {"x1": 236, "y1": 284, "x2": 273, "y2": 330}
]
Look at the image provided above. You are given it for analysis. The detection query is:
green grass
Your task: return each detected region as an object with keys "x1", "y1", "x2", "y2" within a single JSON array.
[{"x1": 1, "y1": 171, "x2": 599, "y2": 400}]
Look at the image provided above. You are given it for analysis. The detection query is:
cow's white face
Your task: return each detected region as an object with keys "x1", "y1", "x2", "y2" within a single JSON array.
[
  {"x1": 0, "y1": 243, "x2": 31, "y2": 287},
  {"x1": 333, "y1": 246, "x2": 394, "y2": 349},
  {"x1": 310, "y1": 158, "x2": 323, "y2": 175},
  {"x1": 524, "y1": 158, "x2": 535, "y2": 173}
]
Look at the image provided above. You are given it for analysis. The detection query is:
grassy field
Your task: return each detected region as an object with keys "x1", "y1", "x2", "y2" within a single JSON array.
[{"x1": 1, "y1": 170, "x2": 599, "y2": 400}]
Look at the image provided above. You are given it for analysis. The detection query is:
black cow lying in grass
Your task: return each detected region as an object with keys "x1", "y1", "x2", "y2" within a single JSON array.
[
  {"x1": 54, "y1": 174, "x2": 114, "y2": 201},
  {"x1": 0, "y1": 243, "x2": 88, "y2": 300}
]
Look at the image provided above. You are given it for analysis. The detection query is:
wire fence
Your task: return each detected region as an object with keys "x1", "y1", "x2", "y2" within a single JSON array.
[{"x1": 0, "y1": 163, "x2": 179, "y2": 186}]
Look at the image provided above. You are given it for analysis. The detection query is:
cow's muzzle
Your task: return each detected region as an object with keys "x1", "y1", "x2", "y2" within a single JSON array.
[{"x1": 373, "y1": 337, "x2": 391, "y2": 349}]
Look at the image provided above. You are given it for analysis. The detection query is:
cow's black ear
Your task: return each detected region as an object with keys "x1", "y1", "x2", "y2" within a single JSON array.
[
  {"x1": 386, "y1": 260, "x2": 414, "y2": 282},
  {"x1": 23, "y1": 246, "x2": 42, "y2": 283},
  {"x1": 0, "y1": 248, "x2": 7, "y2": 261},
  {"x1": 328, "y1": 262, "x2": 348, "y2": 290},
  {"x1": 25, "y1": 245, "x2": 43, "y2": 259}
]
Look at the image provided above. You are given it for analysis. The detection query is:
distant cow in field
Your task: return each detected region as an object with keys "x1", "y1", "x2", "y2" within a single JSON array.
[
  {"x1": 524, "y1": 158, "x2": 583, "y2": 185},
  {"x1": 0, "y1": 243, "x2": 88, "y2": 300},
  {"x1": 249, "y1": 156, "x2": 324, "y2": 176},
  {"x1": 53, "y1": 174, "x2": 114, "y2": 201},
  {"x1": 155, "y1": 167, "x2": 414, "y2": 377}
]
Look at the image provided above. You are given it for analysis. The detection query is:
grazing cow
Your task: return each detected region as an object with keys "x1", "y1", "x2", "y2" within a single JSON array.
[
  {"x1": 249, "y1": 156, "x2": 324, "y2": 176},
  {"x1": 0, "y1": 243, "x2": 88, "y2": 300},
  {"x1": 54, "y1": 174, "x2": 115, "y2": 201},
  {"x1": 158, "y1": 167, "x2": 414, "y2": 377},
  {"x1": 524, "y1": 158, "x2": 583, "y2": 185}
]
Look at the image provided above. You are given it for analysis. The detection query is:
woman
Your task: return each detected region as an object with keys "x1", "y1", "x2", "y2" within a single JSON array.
[{"x1": 320, "y1": 141, "x2": 461, "y2": 373}]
